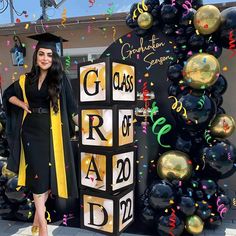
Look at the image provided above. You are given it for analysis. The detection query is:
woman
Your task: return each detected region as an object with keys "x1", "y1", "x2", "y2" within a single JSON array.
[{"x1": 3, "y1": 38, "x2": 78, "y2": 236}]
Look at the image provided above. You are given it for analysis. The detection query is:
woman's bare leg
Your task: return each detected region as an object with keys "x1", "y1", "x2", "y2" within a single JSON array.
[{"x1": 33, "y1": 192, "x2": 48, "y2": 236}]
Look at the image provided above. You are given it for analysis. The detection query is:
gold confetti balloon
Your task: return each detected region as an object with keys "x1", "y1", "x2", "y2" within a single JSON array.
[
  {"x1": 183, "y1": 53, "x2": 220, "y2": 89},
  {"x1": 210, "y1": 114, "x2": 235, "y2": 138},
  {"x1": 185, "y1": 215, "x2": 204, "y2": 234},
  {"x1": 157, "y1": 150, "x2": 192, "y2": 181},
  {"x1": 2, "y1": 164, "x2": 17, "y2": 178},
  {"x1": 137, "y1": 12, "x2": 153, "y2": 29},
  {"x1": 194, "y1": 5, "x2": 221, "y2": 35}
]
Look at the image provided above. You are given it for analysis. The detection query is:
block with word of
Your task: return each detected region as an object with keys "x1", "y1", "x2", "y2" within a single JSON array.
[
  {"x1": 79, "y1": 106, "x2": 134, "y2": 148},
  {"x1": 78, "y1": 57, "x2": 136, "y2": 104},
  {"x1": 80, "y1": 188, "x2": 134, "y2": 235},
  {"x1": 79, "y1": 147, "x2": 135, "y2": 193}
]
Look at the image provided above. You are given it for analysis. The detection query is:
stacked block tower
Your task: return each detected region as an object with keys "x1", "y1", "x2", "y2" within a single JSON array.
[{"x1": 78, "y1": 57, "x2": 136, "y2": 235}]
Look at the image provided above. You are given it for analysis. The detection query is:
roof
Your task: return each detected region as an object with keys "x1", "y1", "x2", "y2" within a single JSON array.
[
  {"x1": 0, "y1": 2, "x2": 235, "y2": 36},
  {"x1": 0, "y1": 12, "x2": 127, "y2": 36}
]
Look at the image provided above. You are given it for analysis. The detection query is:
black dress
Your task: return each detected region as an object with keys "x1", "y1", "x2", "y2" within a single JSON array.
[
  {"x1": 3, "y1": 74, "x2": 79, "y2": 198},
  {"x1": 22, "y1": 78, "x2": 50, "y2": 194}
]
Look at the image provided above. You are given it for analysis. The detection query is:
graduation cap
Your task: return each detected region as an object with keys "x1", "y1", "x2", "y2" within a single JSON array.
[{"x1": 28, "y1": 32, "x2": 68, "y2": 57}]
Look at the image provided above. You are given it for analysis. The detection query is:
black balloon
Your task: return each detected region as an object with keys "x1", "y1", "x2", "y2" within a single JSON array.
[
  {"x1": 167, "y1": 64, "x2": 183, "y2": 81},
  {"x1": 212, "y1": 95, "x2": 223, "y2": 107},
  {"x1": 185, "y1": 26, "x2": 195, "y2": 36},
  {"x1": 195, "y1": 190, "x2": 204, "y2": 200},
  {"x1": 149, "y1": 181, "x2": 174, "y2": 209},
  {"x1": 191, "y1": 0, "x2": 203, "y2": 10},
  {"x1": 162, "y1": 24, "x2": 175, "y2": 35},
  {"x1": 156, "y1": 212, "x2": 185, "y2": 236},
  {"x1": 206, "y1": 214, "x2": 222, "y2": 228},
  {"x1": 174, "y1": 134, "x2": 192, "y2": 153},
  {"x1": 0, "y1": 196, "x2": 12, "y2": 216},
  {"x1": 202, "y1": 140, "x2": 236, "y2": 178},
  {"x1": 217, "y1": 107, "x2": 226, "y2": 114},
  {"x1": 206, "y1": 43, "x2": 222, "y2": 58},
  {"x1": 175, "y1": 93, "x2": 216, "y2": 131},
  {"x1": 16, "y1": 198, "x2": 35, "y2": 221},
  {"x1": 140, "y1": 206, "x2": 156, "y2": 226},
  {"x1": 188, "y1": 33, "x2": 205, "y2": 50},
  {"x1": 5, "y1": 176, "x2": 27, "y2": 203},
  {"x1": 179, "y1": 9, "x2": 195, "y2": 26},
  {"x1": 200, "y1": 180, "x2": 217, "y2": 196},
  {"x1": 196, "y1": 201, "x2": 211, "y2": 220},
  {"x1": 217, "y1": 195, "x2": 231, "y2": 213},
  {"x1": 209, "y1": 74, "x2": 228, "y2": 96},
  {"x1": 161, "y1": 5, "x2": 178, "y2": 24},
  {"x1": 219, "y1": 7, "x2": 236, "y2": 49},
  {"x1": 179, "y1": 196, "x2": 196, "y2": 216}
]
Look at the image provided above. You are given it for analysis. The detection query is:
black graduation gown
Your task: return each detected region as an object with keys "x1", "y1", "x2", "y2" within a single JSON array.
[{"x1": 3, "y1": 74, "x2": 78, "y2": 199}]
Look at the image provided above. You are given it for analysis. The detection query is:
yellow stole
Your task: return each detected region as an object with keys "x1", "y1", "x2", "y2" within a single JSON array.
[{"x1": 17, "y1": 75, "x2": 68, "y2": 198}]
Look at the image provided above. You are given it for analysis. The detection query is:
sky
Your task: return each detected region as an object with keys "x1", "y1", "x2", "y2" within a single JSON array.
[{"x1": 0, "y1": 0, "x2": 235, "y2": 25}]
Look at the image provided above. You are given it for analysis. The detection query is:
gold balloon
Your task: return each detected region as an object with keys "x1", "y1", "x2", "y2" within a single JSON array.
[
  {"x1": 2, "y1": 165, "x2": 17, "y2": 178},
  {"x1": 210, "y1": 114, "x2": 235, "y2": 138},
  {"x1": 194, "y1": 5, "x2": 221, "y2": 35},
  {"x1": 185, "y1": 215, "x2": 204, "y2": 234},
  {"x1": 0, "y1": 122, "x2": 3, "y2": 133},
  {"x1": 157, "y1": 150, "x2": 192, "y2": 181},
  {"x1": 137, "y1": 12, "x2": 153, "y2": 29},
  {"x1": 183, "y1": 53, "x2": 220, "y2": 89}
]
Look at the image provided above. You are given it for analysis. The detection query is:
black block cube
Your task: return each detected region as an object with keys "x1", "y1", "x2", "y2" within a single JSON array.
[
  {"x1": 79, "y1": 147, "x2": 136, "y2": 193},
  {"x1": 79, "y1": 105, "x2": 134, "y2": 148},
  {"x1": 80, "y1": 187, "x2": 134, "y2": 235},
  {"x1": 78, "y1": 57, "x2": 136, "y2": 105}
]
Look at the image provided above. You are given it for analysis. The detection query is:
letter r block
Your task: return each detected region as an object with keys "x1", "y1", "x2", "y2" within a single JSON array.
[
  {"x1": 79, "y1": 106, "x2": 134, "y2": 148},
  {"x1": 80, "y1": 188, "x2": 134, "y2": 235},
  {"x1": 79, "y1": 147, "x2": 135, "y2": 193},
  {"x1": 78, "y1": 57, "x2": 136, "y2": 105}
]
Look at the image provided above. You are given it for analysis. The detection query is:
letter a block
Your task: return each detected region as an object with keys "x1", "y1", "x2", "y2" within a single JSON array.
[
  {"x1": 79, "y1": 147, "x2": 135, "y2": 193},
  {"x1": 79, "y1": 106, "x2": 134, "y2": 148},
  {"x1": 80, "y1": 188, "x2": 134, "y2": 235},
  {"x1": 78, "y1": 57, "x2": 136, "y2": 105}
]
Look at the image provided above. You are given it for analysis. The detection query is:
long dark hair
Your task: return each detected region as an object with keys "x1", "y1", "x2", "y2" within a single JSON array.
[{"x1": 26, "y1": 48, "x2": 63, "y2": 113}]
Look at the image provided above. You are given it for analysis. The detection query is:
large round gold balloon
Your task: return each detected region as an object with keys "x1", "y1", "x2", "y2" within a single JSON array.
[
  {"x1": 137, "y1": 12, "x2": 153, "y2": 30},
  {"x1": 194, "y1": 5, "x2": 221, "y2": 35},
  {"x1": 183, "y1": 53, "x2": 220, "y2": 89},
  {"x1": 2, "y1": 165, "x2": 17, "y2": 178},
  {"x1": 210, "y1": 114, "x2": 235, "y2": 138},
  {"x1": 185, "y1": 215, "x2": 204, "y2": 234},
  {"x1": 157, "y1": 150, "x2": 192, "y2": 181}
]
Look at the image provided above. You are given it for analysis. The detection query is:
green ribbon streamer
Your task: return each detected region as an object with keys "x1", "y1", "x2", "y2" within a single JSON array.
[{"x1": 151, "y1": 102, "x2": 172, "y2": 148}]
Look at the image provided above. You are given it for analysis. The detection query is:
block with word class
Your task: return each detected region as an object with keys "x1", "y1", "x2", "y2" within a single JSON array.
[
  {"x1": 80, "y1": 188, "x2": 134, "y2": 235},
  {"x1": 79, "y1": 147, "x2": 135, "y2": 193},
  {"x1": 79, "y1": 106, "x2": 134, "y2": 148},
  {"x1": 78, "y1": 57, "x2": 136, "y2": 104}
]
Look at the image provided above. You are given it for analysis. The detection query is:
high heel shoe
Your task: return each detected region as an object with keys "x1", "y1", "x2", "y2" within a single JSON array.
[{"x1": 31, "y1": 226, "x2": 39, "y2": 235}]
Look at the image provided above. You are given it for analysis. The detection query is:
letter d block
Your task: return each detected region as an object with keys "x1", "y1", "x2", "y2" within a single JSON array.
[
  {"x1": 79, "y1": 147, "x2": 135, "y2": 193},
  {"x1": 78, "y1": 57, "x2": 136, "y2": 105},
  {"x1": 79, "y1": 106, "x2": 134, "y2": 148},
  {"x1": 80, "y1": 188, "x2": 134, "y2": 235}
]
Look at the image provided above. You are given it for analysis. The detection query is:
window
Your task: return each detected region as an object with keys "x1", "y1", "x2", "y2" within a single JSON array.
[
  {"x1": 62, "y1": 47, "x2": 107, "y2": 80},
  {"x1": 62, "y1": 47, "x2": 107, "y2": 101}
]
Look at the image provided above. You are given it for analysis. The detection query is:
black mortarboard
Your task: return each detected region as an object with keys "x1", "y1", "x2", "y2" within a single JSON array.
[{"x1": 28, "y1": 32, "x2": 68, "y2": 56}]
